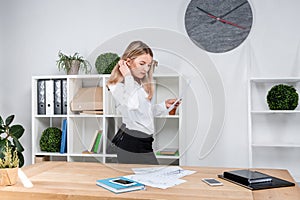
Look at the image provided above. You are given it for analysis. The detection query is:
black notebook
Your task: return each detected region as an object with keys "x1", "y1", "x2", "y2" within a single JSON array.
[{"x1": 218, "y1": 169, "x2": 295, "y2": 190}]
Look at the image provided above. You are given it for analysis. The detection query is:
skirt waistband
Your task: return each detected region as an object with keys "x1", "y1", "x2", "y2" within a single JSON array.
[{"x1": 120, "y1": 124, "x2": 153, "y2": 140}]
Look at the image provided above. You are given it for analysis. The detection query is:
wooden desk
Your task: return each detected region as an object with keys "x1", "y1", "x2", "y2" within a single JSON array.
[{"x1": 0, "y1": 162, "x2": 299, "y2": 200}]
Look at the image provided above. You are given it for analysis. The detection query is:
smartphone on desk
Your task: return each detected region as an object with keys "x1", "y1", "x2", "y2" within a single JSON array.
[
  {"x1": 109, "y1": 178, "x2": 137, "y2": 186},
  {"x1": 202, "y1": 178, "x2": 223, "y2": 186}
]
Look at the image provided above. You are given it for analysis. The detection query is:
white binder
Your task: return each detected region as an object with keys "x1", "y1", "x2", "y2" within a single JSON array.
[{"x1": 45, "y1": 79, "x2": 54, "y2": 115}]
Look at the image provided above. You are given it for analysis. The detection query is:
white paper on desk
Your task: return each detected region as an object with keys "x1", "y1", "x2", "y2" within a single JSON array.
[
  {"x1": 132, "y1": 166, "x2": 195, "y2": 179},
  {"x1": 125, "y1": 174, "x2": 186, "y2": 189},
  {"x1": 125, "y1": 166, "x2": 196, "y2": 189}
]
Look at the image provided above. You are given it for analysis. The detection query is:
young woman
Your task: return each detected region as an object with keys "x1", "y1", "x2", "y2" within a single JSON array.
[{"x1": 106, "y1": 41, "x2": 180, "y2": 165}]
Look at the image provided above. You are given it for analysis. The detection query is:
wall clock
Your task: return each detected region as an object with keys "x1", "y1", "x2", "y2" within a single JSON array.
[{"x1": 184, "y1": 0, "x2": 253, "y2": 53}]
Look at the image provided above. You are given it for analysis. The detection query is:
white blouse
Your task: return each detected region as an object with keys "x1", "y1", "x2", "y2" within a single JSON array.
[{"x1": 109, "y1": 76, "x2": 167, "y2": 135}]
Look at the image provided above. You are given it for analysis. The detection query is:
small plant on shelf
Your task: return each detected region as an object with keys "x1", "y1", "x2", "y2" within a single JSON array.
[
  {"x1": 40, "y1": 127, "x2": 62, "y2": 152},
  {"x1": 266, "y1": 84, "x2": 299, "y2": 110},
  {"x1": 57, "y1": 51, "x2": 91, "y2": 75}
]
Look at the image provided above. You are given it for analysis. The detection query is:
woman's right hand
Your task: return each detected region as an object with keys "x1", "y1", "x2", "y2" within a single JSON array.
[
  {"x1": 165, "y1": 98, "x2": 181, "y2": 109},
  {"x1": 119, "y1": 60, "x2": 131, "y2": 77}
]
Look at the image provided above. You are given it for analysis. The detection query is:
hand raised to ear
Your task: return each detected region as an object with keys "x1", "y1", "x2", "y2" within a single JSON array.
[{"x1": 119, "y1": 60, "x2": 131, "y2": 77}]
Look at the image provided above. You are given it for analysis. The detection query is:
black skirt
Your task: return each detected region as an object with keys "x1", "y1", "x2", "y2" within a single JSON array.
[{"x1": 112, "y1": 124, "x2": 158, "y2": 165}]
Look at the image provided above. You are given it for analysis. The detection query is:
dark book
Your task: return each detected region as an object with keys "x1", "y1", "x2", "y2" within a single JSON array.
[
  {"x1": 219, "y1": 169, "x2": 295, "y2": 190},
  {"x1": 224, "y1": 170, "x2": 272, "y2": 185}
]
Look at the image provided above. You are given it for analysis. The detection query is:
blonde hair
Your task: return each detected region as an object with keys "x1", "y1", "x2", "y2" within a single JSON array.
[{"x1": 107, "y1": 41, "x2": 158, "y2": 100}]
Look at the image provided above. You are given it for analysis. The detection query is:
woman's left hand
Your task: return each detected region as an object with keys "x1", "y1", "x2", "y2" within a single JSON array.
[{"x1": 119, "y1": 60, "x2": 131, "y2": 77}]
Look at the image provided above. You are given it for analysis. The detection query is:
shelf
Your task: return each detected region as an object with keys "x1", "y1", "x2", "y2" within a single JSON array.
[
  {"x1": 34, "y1": 114, "x2": 180, "y2": 118},
  {"x1": 32, "y1": 75, "x2": 68, "y2": 79},
  {"x1": 250, "y1": 77, "x2": 300, "y2": 83},
  {"x1": 69, "y1": 153, "x2": 106, "y2": 157},
  {"x1": 68, "y1": 114, "x2": 104, "y2": 118},
  {"x1": 32, "y1": 74, "x2": 182, "y2": 165},
  {"x1": 35, "y1": 152, "x2": 66, "y2": 156},
  {"x1": 104, "y1": 154, "x2": 118, "y2": 158},
  {"x1": 34, "y1": 114, "x2": 68, "y2": 118},
  {"x1": 248, "y1": 77, "x2": 300, "y2": 183},
  {"x1": 251, "y1": 110, "x2": 300, "y2": 114},
  {"x1": 156, "y1": 155, "x2": 180, "y2": 159},
  {"x1": 155, "y1": 115, "x2": 180, "y2": 119},
  {"x1": 104, "y1": 115, "x2": 179, "y2": 118},
  {"x1": 252, "y1": 144, "x2": 300, "y2": 148}
]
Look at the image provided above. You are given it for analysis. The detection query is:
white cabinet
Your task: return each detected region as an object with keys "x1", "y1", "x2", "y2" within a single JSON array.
[
  {"x1": 32, "y1": 74, "x2": 182, "y2": 165},
  {"x1": 248, "y1": 77, "x2": 300, "y2": 182}
]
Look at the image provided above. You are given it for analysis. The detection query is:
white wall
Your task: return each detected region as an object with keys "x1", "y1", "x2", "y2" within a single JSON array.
[{"x1": 1, "y1": 0, "x2": 300, "y2": 168}]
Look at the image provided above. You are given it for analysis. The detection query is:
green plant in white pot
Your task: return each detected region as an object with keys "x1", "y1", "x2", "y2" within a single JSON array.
[
  {"x1": 266, "y1": 84, "x2": 299, "y2": 110},
  {"x1": 57, "y1": 51, "x2": 91, "y2": 75}
]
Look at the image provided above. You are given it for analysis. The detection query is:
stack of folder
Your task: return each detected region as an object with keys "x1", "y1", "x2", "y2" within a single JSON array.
[
  {"x1": 37, "y1": 79, "x2": 67, "y2": 115},
  {"x1": 219, "y1": 169, "x2": 295, "y2": 190}
]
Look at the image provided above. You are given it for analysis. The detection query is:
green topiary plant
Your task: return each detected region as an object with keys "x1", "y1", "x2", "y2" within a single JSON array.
[
  {"x1": 40, "y1": 127, "x2": 62, "y2": 152},
  {"x1": 266, "y1": 84, "x2": 299, "y2": 110},
  {"x1": 95, "y1": 52, "x2": 120, "y2": 74},
  {"x1": 0, "y1": 115, "x2": 25, "y2": 167}
]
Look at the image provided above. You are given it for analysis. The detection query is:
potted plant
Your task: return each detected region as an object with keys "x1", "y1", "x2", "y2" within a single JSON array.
[
  {"x1": 266, "y1": 84, "x2": 299, "y2": 110},
  {"x1": 40, "y1": 127, "x2": 62, "y2": 152},
  {"x1": 0, "y1": 115, "x2": 25, "y2": 167},
  {"x1": 56, "y1": 51, "x2": 91, "y2": 75},
  {"x1": 0, "y1": 114, "x2": 24, "y2": 186},
  {"x1": 0, "y1": 141, "x2": 19, "y2": 186},
  {"x1": 95, "y1": 52, "x2": 120, "y2": 74}
]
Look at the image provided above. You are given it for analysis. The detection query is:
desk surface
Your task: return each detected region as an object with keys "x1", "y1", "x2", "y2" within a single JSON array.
[{"x1": 0, "y1": 161, "x2": 299, "y2": 200}]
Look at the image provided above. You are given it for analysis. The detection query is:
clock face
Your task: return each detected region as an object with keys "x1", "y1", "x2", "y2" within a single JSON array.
[{"x1": 184, "y1": 0, "x2": 253, "y2": 53}]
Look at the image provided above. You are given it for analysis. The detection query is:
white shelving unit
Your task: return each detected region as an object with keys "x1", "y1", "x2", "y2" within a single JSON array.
[
  {"x1": 248, "y1": 77, "x2": 300, "y2": 183},
  {"x1": 32, "y1": 74, "x2": 182, "y2": 165}
]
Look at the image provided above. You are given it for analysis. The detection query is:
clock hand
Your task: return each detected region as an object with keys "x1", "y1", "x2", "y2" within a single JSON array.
[
  {"x1": 196, "y1": 6, "x2": 217, "y2": 19},
  {"x1": 196, "y1": 6, "x2": 246, "y2": 29},
  {"x1": 210, "y1": 1, "x2": 247, "y2": 24},
  {"x1": 217, "y1": 17, "x2": 246, "y2": 29}
]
